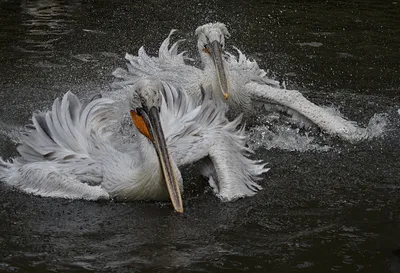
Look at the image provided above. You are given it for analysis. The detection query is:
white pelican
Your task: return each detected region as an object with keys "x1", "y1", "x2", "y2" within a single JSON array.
[
  {"x1": 0, "y1": 79, "x2": 268, "y2": 213},
  {"x1": 113, "y1": 22, "x2": 372, "y2": 142}
]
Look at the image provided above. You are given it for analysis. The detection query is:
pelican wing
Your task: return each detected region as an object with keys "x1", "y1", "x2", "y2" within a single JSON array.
[
  {"x1": 157, "y1": 82, "x2": 269, "y2": 200},
  {"x1": 225, "y1": 47, "x2": 281, "y2": 88},
  {"x1": 158, "y1": 82, "x2": 225, "y2": 166},
  {"x1": 113, "y1": 30, "x2": 203, "y2": 95},
  {"x1": 245, "y1": 82, "x2": 368, "y2": 142},
  {"x1": 1, "y1": 92, "x2": 116, "y2": 189},
  {"x1": 205, "y1": 115, "x2": 269, "y2": 201},
  {"x1": 159, "y1": 82, "x2": 225, "y2": 143},
  {"x1": 225, "y1": 48, "x2": 369, "y2": 142}
]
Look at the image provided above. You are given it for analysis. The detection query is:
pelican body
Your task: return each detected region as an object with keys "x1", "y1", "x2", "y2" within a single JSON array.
[
  {"x1": 0, "y1": 79, "x2": 268, "y2": 212},
  {"x1": 113, "y1": 23, "x2": 374, "y2": 142}
]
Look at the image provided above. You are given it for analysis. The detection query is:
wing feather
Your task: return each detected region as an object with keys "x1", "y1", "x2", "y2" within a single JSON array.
[
  {"x1": 112, "y1": 29, "x2": 203, "y2": 98},
  {"x1": 225, "y1": 47, "x2": 280, "y2": 87},
  {"x1": 246, "y1": 82, "x2": 369, "y2": 142},
  {"x1": 15, "y1": 92, "x2": 116, "y2": 183},
  {"x1": 1, "y1": 92, "x2": 125, "y2": 197}
]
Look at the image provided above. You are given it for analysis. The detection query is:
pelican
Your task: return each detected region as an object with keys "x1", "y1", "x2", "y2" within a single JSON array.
[
  {"x1": 113, "y1": 22, "x2": 374, "y2": 142},
  {"x1": 0, "y1": 79, "x2": 268, "y2": 213}
]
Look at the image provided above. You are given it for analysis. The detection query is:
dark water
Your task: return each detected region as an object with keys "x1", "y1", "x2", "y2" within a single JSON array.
[{"x1": 0, "y1": 0, "x2": 399, "y2": 272}]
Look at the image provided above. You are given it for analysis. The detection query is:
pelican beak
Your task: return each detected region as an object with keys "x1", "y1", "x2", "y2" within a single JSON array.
[
  {"x1": 206, "y1": 40, "x2": 229, "y2": 100},
  {"x1": 134, "y1": 107, "x2": 183, "y2": 214}
]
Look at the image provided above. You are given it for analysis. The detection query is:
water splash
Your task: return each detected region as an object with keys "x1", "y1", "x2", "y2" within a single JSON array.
[
  {"x1": 365, "y1": 113, "x2": 389, "y2": 138},
  {"x1": 247, "y1": 103, "x2": 389, "y2": 151},
  {"x1": 247, "y1": 124, "x2": 331, "y2": 152}
]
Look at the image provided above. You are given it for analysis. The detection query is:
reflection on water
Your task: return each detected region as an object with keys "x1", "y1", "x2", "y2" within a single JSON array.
[{"x1": 17, "y1": 0, "x2": 77, "y2": 57}]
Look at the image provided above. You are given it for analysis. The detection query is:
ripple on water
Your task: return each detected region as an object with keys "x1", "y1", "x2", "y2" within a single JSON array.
[
  {"x1": 297, "y1": 42, "x2": 324, "y2": 47},
  {"x1": 16, "y1": 1, "x2": 77, "y2": 58}
]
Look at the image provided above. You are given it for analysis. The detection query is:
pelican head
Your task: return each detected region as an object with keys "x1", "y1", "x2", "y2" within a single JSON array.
[
  {"x1": 128, "y1": 79, "x2": 183, "y2": 213},
  {"x1": 196, "y1": 22, "x2": 231, "y2": 100}
]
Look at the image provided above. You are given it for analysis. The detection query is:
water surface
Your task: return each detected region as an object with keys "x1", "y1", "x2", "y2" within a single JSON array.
[{"x1": 0, "y1": 0, "x2": 399, "y2": 272}]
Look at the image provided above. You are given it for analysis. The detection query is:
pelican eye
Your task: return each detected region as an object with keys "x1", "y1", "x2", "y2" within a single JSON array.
[
  {"x1": 138, "y1": 96, "x2": 149, "y2": 112},
  {"x1": 203, "y1": 45, "x2": 210, "y2": 54},
  {"x1": 135, "y1": 108, "x2": 143, "y2": 116}
]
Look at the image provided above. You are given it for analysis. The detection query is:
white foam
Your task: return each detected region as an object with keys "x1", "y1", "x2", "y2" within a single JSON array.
[
  {"x1": 247, "y1": 107, "x2": 389, "y2": 151},
  {"x1": 365, "y1": 113, "x2": 389, "y2": 138},
  {"x1": 247, "y1": 124, "x2": 331, "y2": 152}
]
